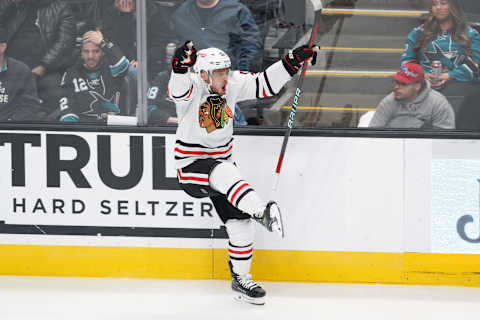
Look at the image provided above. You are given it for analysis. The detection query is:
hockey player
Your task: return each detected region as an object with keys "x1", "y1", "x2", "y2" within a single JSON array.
[
  {"x1": 58, "y1": 30, "x2": 129, "y2": 122},
  {"x1": 168, "y1": 41, "x2": 318, "y2": 305}
]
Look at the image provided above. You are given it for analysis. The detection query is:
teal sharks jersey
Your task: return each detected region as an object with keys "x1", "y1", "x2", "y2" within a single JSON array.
[
  {"x1": 402, "y1": 25, "x2": 480, "y2": 82},
  {"x1": 58, "y1": 46, "x2": 129, "y2": 122}
]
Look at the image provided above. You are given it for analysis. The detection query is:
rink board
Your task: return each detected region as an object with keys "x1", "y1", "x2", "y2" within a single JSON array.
[
  {"x1": 0, "y1": 129, "x2": 480, "y2": 286},
  {"x1": 1, "y1": 245, "x2": 480, "y2": 286}
]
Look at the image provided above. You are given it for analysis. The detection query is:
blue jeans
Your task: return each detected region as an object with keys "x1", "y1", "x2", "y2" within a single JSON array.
[{"x1": 234, "y1": 104, "x2": 247, "y2": 126}]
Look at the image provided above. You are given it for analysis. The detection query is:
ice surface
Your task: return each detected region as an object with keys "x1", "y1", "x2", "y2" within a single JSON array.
[{"x1": 1, "y1": 276, "x2": 480, "y2": 320}]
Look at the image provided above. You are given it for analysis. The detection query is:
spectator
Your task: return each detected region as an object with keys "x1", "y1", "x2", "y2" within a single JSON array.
[
  {"x1": 0, "y1": 27, "x2": 44, "y2": 121},
  {"x1": 401, "y1": 0, "x2": 480, "y2": 113},
  {"x1": 146, "y1": 72, "x2": 178, "y2": 125},
  {"x1": 369, "y1": 62, "x2": 455, "y2": 129},
  {"x1": 169, "y1": 0, "x2": 262, "y2": 125},
  {"x1": 67, "y1": 0, "x2": 103, "y2": 35},
  {"x1": 100, "y1": 0, "x2": 169, "y2": 79},
  {"x1": 239, "y1": 0, "x2": 283, "y2": 40},
  {"x1": 0, "y1": 0, "x2": 78, "y2": 113},
  {"x1": 169, "y1": 0, "x2": 262, "y2": 72},
  {"x1": 97, "y1": 0, "x2": 115, "y2": 17},
  {"x1": 402, "y1": 0, "x2": 480, "y2": 86},
  {"x1": 58, "y1": 30, "x2": 129, "y2": 123}
]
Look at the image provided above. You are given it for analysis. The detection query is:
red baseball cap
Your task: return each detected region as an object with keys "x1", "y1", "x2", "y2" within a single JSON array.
[{"x1": 393, "y1": 62, "x2": 424, "y2": 84}]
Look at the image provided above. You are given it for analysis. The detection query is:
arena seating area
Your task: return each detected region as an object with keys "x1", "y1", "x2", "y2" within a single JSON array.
[
  {"x1": 270, "y1": 0, "x2": 480, "y2": 128},
  {"x1": 2, "y1": 0, "x2": 479, "y2": 128}
]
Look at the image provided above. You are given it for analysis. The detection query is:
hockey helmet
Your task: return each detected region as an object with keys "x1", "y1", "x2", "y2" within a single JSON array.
[{"x1": 193, "y1": 48, "x2": 231, "y2": 74}]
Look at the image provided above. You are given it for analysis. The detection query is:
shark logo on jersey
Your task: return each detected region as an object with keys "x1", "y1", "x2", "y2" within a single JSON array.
[
  {"x1": 424, "y1": 36, "x2": 464, "y2": 71},
  {"x1": 81, "y1": 91, "x2": 120, "y2": 119},
  {"x1": 86, "y1": 73, "x2": 106, "y2": 96},
  {"x1": 198, "y1": 95, "x2": 232, "y2": 133},
  {"x1": 87, "y1": 77, "x2": 102, "y2": 89}
]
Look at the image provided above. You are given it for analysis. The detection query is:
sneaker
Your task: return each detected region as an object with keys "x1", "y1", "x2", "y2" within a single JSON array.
[
  {"x1": 229, "y1": 261, "x2": 266, "y2": 305},
  {"x1": 254, "y1": 201, "x2": 285, "y2": 238}
]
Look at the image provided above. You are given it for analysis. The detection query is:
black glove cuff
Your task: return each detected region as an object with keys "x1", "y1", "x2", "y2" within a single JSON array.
[
  {"x1": 282, "y1": 56, "x2": 300, "y2": 77},
  {"x1": 171, "y1": 42, "x2": 196, "y2": 74},
  {"x1": 172, "y1": 58, "x2": 189, "y2": 74}
]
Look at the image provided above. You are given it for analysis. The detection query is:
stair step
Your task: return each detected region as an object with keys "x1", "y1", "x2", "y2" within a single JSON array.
[
  {"x1": 306, "y1": 69, "x2": 394, "y2": 75},
  {"x1": 321, "y1": 8, "x2": 428, "y2": 17},
  {"x1": 291, "y1": 92, "x2": 384, "y2": 109},
  {"x1": 318, "y1": 14, "x2": 422, "y2": 37},
  {"x1": 317, "y1": 33, "x2": 406, "y2": 50},
  {"x1": 318, "y1": 50, "x2": 402, "y2": 70},
  {"x1": 301, "y1": 73, "x2": 394, "y2": 95},
  {"x1": 272, "y1": 90, "x2": 386, "y2": 128},
  {"x1": 321, "y1": 1, "x2": 480, "y2": 21},
  {"x1": 322, "y1": 0, "x2": 429, "y2": 11},
  {"x1": 280, "y1": 107, "x2": 365, "y2": 128},
  {"x1": 271, "y1": 90, "x2": 383, "y2": 110}
]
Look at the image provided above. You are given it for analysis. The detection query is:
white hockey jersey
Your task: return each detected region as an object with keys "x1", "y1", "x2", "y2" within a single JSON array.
[{"x1": 168, "y1": 60, "x2": 292, "y2": 169}]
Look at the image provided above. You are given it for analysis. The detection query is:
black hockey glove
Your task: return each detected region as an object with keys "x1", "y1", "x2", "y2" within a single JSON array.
[
  {"x1": 282, "y1": 44, "x2": 319, "y2": 77},
  {"x1": 172, "y1": 41, "x2": 197, "y2": 74}
]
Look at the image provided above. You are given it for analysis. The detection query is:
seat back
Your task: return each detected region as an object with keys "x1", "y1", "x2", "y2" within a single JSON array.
[{"x1": 357, "y1": 111, "x2": 375, "y2": 128}]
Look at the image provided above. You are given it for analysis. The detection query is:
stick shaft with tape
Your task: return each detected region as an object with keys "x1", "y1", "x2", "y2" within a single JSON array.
[{"x1": 273, "y1": 22, "x2": 319, "y2": 191}]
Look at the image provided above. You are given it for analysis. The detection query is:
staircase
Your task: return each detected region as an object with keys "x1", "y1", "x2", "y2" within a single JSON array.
[{"x1": 275, "y1": 0, "x2": 430, "y2": 128}]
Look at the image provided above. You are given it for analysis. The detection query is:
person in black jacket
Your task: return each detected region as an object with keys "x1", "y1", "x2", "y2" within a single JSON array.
[
  {"x1": 0, "y1": 0, "x2": 77, "y2": 113},
  {"x1": 170, "y1": 0, "x2": 262, "y2": 72},
  {"x1": 0, "y1": 28, "x2": 45, "y2": 121},
  {"x1": 100, "y1": 0, "x2": 169, "y2": 79}
]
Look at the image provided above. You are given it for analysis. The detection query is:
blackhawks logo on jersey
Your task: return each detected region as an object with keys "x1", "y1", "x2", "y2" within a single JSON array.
[{"x1": 199, "y1": 95, "x2": 232, "y2": 133}]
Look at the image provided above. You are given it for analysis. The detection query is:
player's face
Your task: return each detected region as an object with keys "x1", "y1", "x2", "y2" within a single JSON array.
[
  {"x1": 210, "y1": 68, "x2": 229, "y2": 95},
  {"x1": 432, "y1": 0, "x2": 451, "y2": 22},
  {"x1": 393, "y1": 81, "x2": 420, "y2": 102},
  {"x1": 81, "y1": 42, "x2": 102, "y2": 70}
]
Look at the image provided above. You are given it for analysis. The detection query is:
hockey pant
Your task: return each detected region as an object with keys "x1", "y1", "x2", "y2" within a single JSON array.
[{"x1": 177, "y1": 159, "x2": 266, "y2": 219}]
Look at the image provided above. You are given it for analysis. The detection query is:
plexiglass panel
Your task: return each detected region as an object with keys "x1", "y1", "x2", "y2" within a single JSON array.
[{"x1": 1, "y1": 0, "x2": 480, "y2": 131}]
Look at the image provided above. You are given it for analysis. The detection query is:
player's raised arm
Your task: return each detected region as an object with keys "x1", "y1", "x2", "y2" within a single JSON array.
[
  {"x1": 235, "y1": 44, "x2": 319, "y2": 103},
  {"x1": 168, "y1": 41, "x2": 197, "y2": 102}
]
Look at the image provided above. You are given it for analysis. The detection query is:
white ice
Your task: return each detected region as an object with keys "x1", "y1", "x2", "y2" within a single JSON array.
[{"x1": 1, "y1": 276, "x2": 480, "y2": 320}]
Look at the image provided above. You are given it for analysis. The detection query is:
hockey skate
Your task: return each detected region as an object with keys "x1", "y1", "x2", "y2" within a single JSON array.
[
  {"x1": 254, "y1": 201, "x2": 285, "y2": 238},
  {"x1": 229, "y1": 261, "x2": 265, "y2": 305}
]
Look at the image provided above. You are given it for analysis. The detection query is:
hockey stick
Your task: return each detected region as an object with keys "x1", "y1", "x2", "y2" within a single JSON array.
[{"x1": 272, "y1": 20, "x2": 320, "y2": 191}]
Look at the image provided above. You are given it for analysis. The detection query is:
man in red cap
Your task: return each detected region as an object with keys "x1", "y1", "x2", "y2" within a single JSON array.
[{"x1": 369, "y1": 62, "x2": 455, "y2": 129}]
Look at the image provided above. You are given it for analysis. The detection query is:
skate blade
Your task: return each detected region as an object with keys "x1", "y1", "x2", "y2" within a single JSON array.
[
  {"x1": 233, "y1": 293, "x2": 265, "y2": 305},
  {"x1": 270, "y1": 203, "x2": 285, "y2": 238}
]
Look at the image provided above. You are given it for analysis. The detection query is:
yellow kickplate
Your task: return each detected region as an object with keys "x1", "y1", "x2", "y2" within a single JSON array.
[{"x1": 2, "y1": 245, "x2": 480, "y2": 286}]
